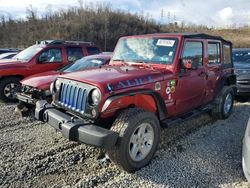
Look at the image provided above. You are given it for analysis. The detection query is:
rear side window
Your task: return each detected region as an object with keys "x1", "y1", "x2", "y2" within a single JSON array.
[
  {"x1": 223, "y1": 44, "x2": 232, "y2": 64},
  {"x1": 66, "y1": 47, "x2": 84, "y2": 62},
  {"x1": 86, "y1": 47, "x2": 101, "y2": 55},
  {"x1": 208, "y1": 42, "x2": 221, "y2": 65},
  {"x1": 182, "y1": 41, "x2": 203, "y2": 67}
]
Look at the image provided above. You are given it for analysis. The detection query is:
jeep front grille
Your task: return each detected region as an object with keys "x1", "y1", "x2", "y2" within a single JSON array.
[{"x1": 59, "y1": 83, "x2": 88, "y2": 113}]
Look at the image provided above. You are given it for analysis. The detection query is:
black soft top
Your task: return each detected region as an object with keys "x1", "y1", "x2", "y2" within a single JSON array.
[
  {"x1": 182, "y1": 33, "x2": 231, "y2": 44},
  {"x1": 150, "y1": 33, "x2": 232, "y2": 45}
]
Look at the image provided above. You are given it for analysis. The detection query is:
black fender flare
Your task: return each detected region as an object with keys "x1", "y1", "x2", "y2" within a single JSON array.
[{"x1": 101, "y1": 89, "x2": 167, "y2": 120}]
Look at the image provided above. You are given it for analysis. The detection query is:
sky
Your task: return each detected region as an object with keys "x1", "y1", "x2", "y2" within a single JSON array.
[{"x1": 0, "y1": 0, "x2": 250, "y2": 27}]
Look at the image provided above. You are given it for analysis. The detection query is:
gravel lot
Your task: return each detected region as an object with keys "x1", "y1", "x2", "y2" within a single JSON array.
[{"x1": 0, "y1": 99, "x2": 250, "y2": 188}]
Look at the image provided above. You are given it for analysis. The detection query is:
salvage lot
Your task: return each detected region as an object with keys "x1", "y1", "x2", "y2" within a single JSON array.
[{"x1": 0, "y1": 100, "x2": 250, "y2": 187}]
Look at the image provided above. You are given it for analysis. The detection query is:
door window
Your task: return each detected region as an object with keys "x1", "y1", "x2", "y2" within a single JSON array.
[
  {"x1": 182, "y1": 41, "x2": 203, "y2": 67},
  {"x1": 38, "y1": 48, "x2": 62, "y2": 63},
  {"x1": 86, "y1": 47, "x2": 101, "y2": 55},
  {"x1": 223, "y1": 44, "x2": 232, "y2": 64},
  {"x1": 208, "y1": 43, "x2": 221, "y2": 65},
  {"x1": 66, "y1": 47, "x2": 84, "y2": 62}
]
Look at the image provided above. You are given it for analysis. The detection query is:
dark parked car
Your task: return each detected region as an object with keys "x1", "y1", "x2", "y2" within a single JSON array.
[{"x1": 233, "y1": 48, "x2": 250, "y2": 96}]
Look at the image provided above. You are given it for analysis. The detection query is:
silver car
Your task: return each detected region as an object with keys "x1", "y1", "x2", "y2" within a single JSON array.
[{"x1": 242, "y1": 118, "x2": 250, "y2": 181}]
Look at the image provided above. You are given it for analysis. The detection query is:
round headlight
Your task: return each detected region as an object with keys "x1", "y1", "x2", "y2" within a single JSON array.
[
  {"x1": 90, "y1": 88, "x2": 101, "y2": 106},
  {"x1": 55, "y1": 79, "x2": 61, "y2": 91}
]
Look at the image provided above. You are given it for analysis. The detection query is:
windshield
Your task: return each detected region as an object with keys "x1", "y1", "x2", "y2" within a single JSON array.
[
  {"x1": 13, "y1": 45, "x2": 43, "y2": 61},
  {"x1": 60, "y1": 57, "x2": 106, "y2": 73},
  {"x1": 233, "y1": 50, "x2": 250, "y2": 64},
  {"x1": 112, "y1": 37, "x2": 178, "y2": 64}
]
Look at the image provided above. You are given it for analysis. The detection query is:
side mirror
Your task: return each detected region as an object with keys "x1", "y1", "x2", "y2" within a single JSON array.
[
  {"x1": 38, "y1": 55, "x2": 48, "y2": 63},
  {"x1": 181, "y1": 58, "x2": 198, "y2": 70}
]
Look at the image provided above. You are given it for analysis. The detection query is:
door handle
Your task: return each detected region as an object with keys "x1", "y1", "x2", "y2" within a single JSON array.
[{"x1": 198, "y1": 71, "x2": 208, "y2": 78}]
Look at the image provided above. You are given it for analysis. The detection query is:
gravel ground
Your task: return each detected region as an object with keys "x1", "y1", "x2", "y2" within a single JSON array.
[{"x1": 0, "y1": 99, "x2": 250, "y2": 188}]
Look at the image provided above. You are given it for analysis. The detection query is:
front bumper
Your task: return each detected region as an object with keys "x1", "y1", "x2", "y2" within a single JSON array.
[
  {"x1": 237, "y1": 75, "x2": 250, "y2": 96},
  {"x1": 242, "y1": 118, "x2": 250, "y2": 181},
  {"x1": 237, "y1": 85, "x2": 250, "y2": 96},
  {"x1": 16, "y1": 92, "x2": 52, "y2": 105},
  {"x1": 35, "y1": 100, "x2": 118, "y2": 149}
]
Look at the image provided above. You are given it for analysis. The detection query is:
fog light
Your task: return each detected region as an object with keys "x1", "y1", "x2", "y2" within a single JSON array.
[
  {"x1": 44, "y1": 89, "x2": 51, "y2": 96},
  {"x1": 92, "y1": 109, "x2": 97, "y2": 117}
]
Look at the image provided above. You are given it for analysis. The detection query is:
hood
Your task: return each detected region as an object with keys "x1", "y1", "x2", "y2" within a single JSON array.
[
  {"x1": 21, "y1": 70, "x2": 62, "y2": 90},
  {"x1": 0, "y1": 59, "x2": 27, "y2": 68},
  {"x1": 60, "y1": 65, "x2": 168, "y2": 92},
  {"x1": 234, "y1": 62, "x2": 250, "y2": 69}
]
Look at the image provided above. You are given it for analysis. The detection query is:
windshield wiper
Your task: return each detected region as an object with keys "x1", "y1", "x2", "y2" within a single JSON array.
[
  {"x1": 112, "y1": 59, "x2": 133, "y2": 66},
  {"x1": 112, "y1": 59, "x2": 152, "y2": 68},
  {"x1": 134, "y1": 61, "x2": 153, "y2": 69},
  {"x1": 112, "y1": 59, "x2": 125, "y2": 61}
]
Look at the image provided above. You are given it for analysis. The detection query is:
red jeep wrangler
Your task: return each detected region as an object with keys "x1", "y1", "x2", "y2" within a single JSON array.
[
  {"x1": 35, "y1": 33, "x2": 236, "y2": 172},
  {"x1": 0, "y1": 40, "x2": 101, "y2": 102}
]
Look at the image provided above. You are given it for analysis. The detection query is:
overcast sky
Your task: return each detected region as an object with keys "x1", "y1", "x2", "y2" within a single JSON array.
[{"x1": 0, "y1": 0, "x2": 250, "y2": 27}]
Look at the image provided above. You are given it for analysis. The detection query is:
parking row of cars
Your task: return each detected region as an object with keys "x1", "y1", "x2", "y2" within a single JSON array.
[
  {"x1": 1, "y1": 42, "x2": 249, "y2": 106},
  {"x1": 0, "y1": 34, "x2": 250, "y2": 174}
]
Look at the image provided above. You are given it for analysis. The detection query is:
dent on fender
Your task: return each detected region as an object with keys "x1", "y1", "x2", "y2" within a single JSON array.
[{"x1": 101, "y1": 93, "x2": 157, "y2": 115}]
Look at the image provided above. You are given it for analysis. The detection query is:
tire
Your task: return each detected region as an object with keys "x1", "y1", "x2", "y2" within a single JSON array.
[
  {"x1": 0, "y1": 77, "x2": 21, "y2": 102},
  {"x1": 211, "y1": 86, "x2": 234, "y2": 120},
  {"x1": 107, "y1": 108, "x2": 160, "y2": 172}
]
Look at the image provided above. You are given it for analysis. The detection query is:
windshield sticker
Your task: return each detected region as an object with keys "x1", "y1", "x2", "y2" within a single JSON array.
[
  {"x1": 157, "y1": 39, "x2": 175, "y2": 47},
  {"x1": 169, "y1": 51, "x2": 173, "y2": 56},
  {"x1": 91, "y1": 60, "x2": 102, "y2": 64}
]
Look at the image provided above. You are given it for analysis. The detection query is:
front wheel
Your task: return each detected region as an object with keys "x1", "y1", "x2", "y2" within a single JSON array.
[
  {"x1": 0, "y1": 77, "x2": 21, "y2": 102},
  {"x1": 211, "y1": 86, "x2": 234, "y2": 120},
  {"x1": 107, "y1": 108, "x2": 160, "y2": 172}
]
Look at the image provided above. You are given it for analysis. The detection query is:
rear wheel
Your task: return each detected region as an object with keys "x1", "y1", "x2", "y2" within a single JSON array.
[
  {"x1": 0, "y1": 77, "x2": 21, "y2": 102},
  {"x1": 107, "y1": 108, "x2": 160, "y2": 172},
  {"x1": 211, "y1": 86, "x2": 234, "y2": 119}
]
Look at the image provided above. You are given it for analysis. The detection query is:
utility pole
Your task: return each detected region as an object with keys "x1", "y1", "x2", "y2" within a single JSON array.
[{"x1": 161, "y1": 9, "x2": 164, "y2": 20}]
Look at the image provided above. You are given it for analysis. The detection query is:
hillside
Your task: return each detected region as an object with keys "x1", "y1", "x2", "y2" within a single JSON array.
[{"x1": 0, "y1": 5, "x2": 249, "y2": 50}]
